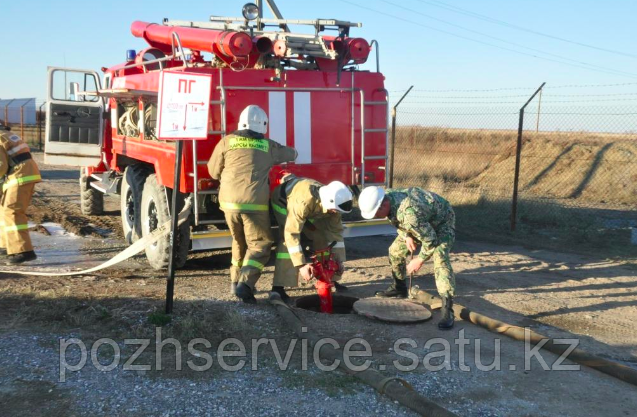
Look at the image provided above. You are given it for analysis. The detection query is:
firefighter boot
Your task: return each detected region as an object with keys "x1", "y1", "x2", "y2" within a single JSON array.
[
  {"x1": 333, "y1": 281, "x2": 348, "y2": 292},
  {"x1": 230, "y1": 282, "x2": 238, "y2": 295},
  {"x1": 0, "y1": 248, "x2": 6, "y2": 257},
  {"x1": 375, "y1": 277, "x2": 408, "y2": 298},
  {"x1": 438, "y1": 295, "x2": 455, "y2": 330},
  {"x1": 270, "y1": 286, "x2": 290, "y2": 302},
  {"x1": 235, "y1": 282, "x2": 257, "y2": 304},
  {"x1": 6, "y1": 250, "x2": 37, "y2": 265}
]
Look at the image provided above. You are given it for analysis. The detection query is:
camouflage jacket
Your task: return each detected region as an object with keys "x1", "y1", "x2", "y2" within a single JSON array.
[{"x1": 386, "y1": 187, "x2": 454, "y2": 260}]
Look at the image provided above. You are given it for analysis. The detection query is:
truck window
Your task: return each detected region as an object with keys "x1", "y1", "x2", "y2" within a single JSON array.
[{"x1": 51, "y1": 70, "x2": 99, "y2": 103}]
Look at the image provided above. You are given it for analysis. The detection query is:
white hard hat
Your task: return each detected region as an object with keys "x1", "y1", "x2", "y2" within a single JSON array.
[
  {"x1": 238, "y1": 105, "x2": 268, "y2": 134},
  {"x1": 359, "y1": 186, "x2": 385, "y2": 219},
  {"x1": 319, "y1": 181, "x2": 353, "y2": 213}
]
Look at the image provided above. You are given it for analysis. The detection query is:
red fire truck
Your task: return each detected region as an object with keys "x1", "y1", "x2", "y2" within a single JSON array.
[{"x1": 44, "y1": 1, "x2": 392, "y2": 269}]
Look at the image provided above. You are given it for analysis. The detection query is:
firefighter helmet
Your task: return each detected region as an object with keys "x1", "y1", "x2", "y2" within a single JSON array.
[
  {"x1": 238, "y1": 105, "x2": 268, "y2": 134},
  {"x1": 319, "y1": 181, "x2": 353, "y2": 213},
  {"x1": 359, "y1": 186, "x2": 385, "y2": 219}
]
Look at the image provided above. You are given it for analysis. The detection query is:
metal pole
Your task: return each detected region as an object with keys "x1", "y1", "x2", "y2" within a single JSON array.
[
  {"x1": 511, "y1": 82, "x2": 545, "y2": 231},
  {"x1": 38, "y1": 102, "x2": 45, "y2": 151},
  {"x1": 20, "y1": 105, "x2": 24, "y2": 139},
  {"x1": 256, "y1": 0, "x2": 263, "y2": 30},
  {"x1": 389, "y1": 86, "x2": 413, "y2": 188},
  {"x1": 165, "y1": 140, "x2": 184, "y2": 314},
  {"x1": 535, "y1": 88, "x2": 543, "y2": 133},
  {"x1": 4, "y1": 99, "x2": 15, "y2": 127}
]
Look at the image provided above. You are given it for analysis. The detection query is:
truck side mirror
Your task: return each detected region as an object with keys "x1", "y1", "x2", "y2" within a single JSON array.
[{"x1": 69, "y1": 82, "x2": 83, "y2": 102}]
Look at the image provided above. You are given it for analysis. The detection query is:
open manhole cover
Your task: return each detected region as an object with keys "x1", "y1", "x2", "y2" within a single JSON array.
[
  {"x1": 353, "y1": 298, "x2": 432, "y2": 323},
  {"x1": 295, "y1": 295, "x2": 359, "y2": 314}
]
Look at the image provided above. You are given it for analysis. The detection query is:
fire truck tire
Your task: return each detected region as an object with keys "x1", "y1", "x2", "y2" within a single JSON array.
[
  {"x1": 140, "y1": 174, "x2": 190, "y2": 270},
  {"x1": 80, "y1": 173, "x2": 104, "y2": 216},
  {"x1": 120, "y1": 165, "x2": 149, "y2": 245}
]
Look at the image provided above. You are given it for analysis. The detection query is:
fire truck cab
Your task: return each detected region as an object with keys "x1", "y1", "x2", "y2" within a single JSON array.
[{"x1": 44, "y1": 1, "x2": 392, "y2": 269}]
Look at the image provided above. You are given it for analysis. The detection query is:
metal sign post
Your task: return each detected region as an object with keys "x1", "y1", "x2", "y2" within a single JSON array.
[
  {"x1": 157, "y1": 71, "x2": 212, "y2": 314},
  {"x1": 165, "y1": 140, "x2": 184, "y2": 314}
]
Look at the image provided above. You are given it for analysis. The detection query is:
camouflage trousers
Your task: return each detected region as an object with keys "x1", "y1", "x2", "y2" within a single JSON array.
[{"x1": 388, "y1": 225, "x2": 456, "y2": 297}]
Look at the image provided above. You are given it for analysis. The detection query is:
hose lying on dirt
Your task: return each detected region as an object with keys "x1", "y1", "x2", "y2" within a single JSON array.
[
  {"x1": 0, "y1": 200, "x2": 192, "y2": 277},
  {"x1": 269, "y1": 293, "x2": 456, "y2": 417},
  {"x1": 410, "y1": 286, "x2": 637, "y2": 388}
]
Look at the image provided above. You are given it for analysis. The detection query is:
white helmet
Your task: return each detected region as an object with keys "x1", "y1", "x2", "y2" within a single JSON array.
[
  {"x1": 319, "y1": 181, "x2": 353, "y2": 213},
  {"x1": 238, "y1": 105, "x2": 268, "y2": 134},
  {"x1": 359, "y1": 186, "x2": 385, "y2": 219}
]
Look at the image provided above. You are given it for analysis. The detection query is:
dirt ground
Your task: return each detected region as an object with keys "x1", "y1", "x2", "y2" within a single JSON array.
[{"x1": 1, "y1": 153, "x2": 636, "y2": 416}]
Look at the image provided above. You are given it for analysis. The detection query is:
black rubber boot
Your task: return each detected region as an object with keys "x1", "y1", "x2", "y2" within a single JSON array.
[
  {"x1": 438, "y1": 295, "x2": 455, "y2": 330},
  {"x1": 333, "y1": 281, "x2": 348, "y2": 292},
  {"x1": 270, "y1": 286, "x2": 290, "y2": 302},
  {"x1": 234, "y1": 282, "x2": 257, "y2": 304},
  {"x1": 6, "y1": 250, "x2": 37, "y2": 265},
  {"x1": 375, "y1": 277, "x2": 408, "y2": 298},
  {"x1": 230, "y1": 282, "x2": 238, "y2": 296},
  {"x1": 0, "y1": 248, "x2": 6, "y2": 257}
]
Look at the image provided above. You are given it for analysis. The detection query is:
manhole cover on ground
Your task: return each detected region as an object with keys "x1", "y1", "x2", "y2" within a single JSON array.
[{"x1": 353, "y1": 298, "x2": 432, "y2": 323}]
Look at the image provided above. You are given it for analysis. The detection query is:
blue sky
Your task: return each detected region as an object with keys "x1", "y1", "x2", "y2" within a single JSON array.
[{"x1": 1, "y1": 0, "x2": 636, "y2": 106}]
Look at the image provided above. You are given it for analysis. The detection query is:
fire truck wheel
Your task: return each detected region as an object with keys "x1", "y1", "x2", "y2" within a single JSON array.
[
  {"x1": 80, "y1": 172, "x2": 104, "y2": 216},
  {"x1": 140, "y1": 174, "x2": 190, "y2": 270},
  {"x1": 120, "y1": 165, "x2": 149, "y2": 245}
]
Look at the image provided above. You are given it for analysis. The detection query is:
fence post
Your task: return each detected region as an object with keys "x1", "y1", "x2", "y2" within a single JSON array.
[
  {"x1": 389, "y1": 86, "x2": 413, "y2": 188},
  {"x1": 511, "y1": 82, "x2": 546, "y2": 231},
  {"x1": 20, "y1": 105, "x2": 24, "y2": 139},
  {"x1": 4, "y1": 99, "x2": 15, "y2": 126},
  {"x1": 38, "y1": 102, "x2": 45, "y2": 150},
  {"x1": 535, "y1": 88, "x2": 543, "y2": 132}
]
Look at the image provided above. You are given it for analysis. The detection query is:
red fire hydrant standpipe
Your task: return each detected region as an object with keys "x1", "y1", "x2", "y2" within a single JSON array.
[{"x1": 308, "y1": 242, "x2": 341, "y2": 314}]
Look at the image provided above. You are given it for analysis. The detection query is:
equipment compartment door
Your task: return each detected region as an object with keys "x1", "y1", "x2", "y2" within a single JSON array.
[{"x1": 44, "y1": 67, "x2": 103, "y2": 166}]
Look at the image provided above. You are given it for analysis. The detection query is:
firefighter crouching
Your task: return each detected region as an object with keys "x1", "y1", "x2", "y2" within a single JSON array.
[
  {"x1": 270, "y1": 175, "x2": 352, "y2": 301},
  {"x1": 358, "y1": 186, "x2": 457, "y2": 330},
  {"x1": 208, "y1": 105, "x2": 297, "y2": 303},
  {"x1": 0, "y1": 124, "x2": 41, "y2": 264}
]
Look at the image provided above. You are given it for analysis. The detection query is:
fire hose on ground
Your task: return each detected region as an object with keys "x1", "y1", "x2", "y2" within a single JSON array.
[
  {"x1": 269, "y1": 293, "x2": 456, "y2": 417},
  {"x1": 409, "y1": 286, "x2": 637, "y2": 388},
  {"x1": 0, "y1": 199, "x2": 192, "y2": 277}
]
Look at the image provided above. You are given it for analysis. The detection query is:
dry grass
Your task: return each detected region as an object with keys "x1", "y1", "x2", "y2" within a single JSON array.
[
  {"x1": 392, "y1": 126, "x2": 637, "y2": 260},
  {"x1": 393, "y1": 126, "x2": 637, "y2": 208}
]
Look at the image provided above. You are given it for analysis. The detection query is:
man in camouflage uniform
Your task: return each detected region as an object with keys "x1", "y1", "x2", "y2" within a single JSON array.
[
  {"x1": 208, "y1": 105, "x2": 297, "y2": 303},
  {"x1": 359, "y1": 186, "x2": 456, "y2": 329},
  {"x1": 0, "y1": 123, "x2": 41, "y2": 264},
  {"x1": 270, "y1": 175, "x2": 352, "y2": 301}
]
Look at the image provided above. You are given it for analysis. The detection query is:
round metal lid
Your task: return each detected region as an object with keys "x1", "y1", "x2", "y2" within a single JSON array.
[{"x1": 353, "y1": 298, "x2": 432, "y2": 323}]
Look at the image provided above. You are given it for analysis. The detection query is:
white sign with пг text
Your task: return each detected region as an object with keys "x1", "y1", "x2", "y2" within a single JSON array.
[{"x1": 157, "y1": 71, "x2": 212, "y2": 140}]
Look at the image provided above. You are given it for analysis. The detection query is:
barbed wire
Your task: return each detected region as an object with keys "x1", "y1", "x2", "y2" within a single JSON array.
[
  {"x1": 390, "y1": 82, "x2": 637, "y2": 94},
  {"x1": 403, "y1": 98, "x2": 637, "y2": 104},
  {"x1": 404, "y1": 92, "x2": 637, "y2": 99}
]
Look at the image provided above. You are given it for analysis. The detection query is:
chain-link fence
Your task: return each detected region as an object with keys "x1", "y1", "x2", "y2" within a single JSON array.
[
  {"x1": 0, "y1": 98, "x2": 46, "y2": 149},
  {"x1": 390, "y1": 84, "x2": 637, "y2": 256}
]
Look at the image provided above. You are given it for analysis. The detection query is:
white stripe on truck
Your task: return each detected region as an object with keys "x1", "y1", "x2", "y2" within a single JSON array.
[
  {"x1": 293, "y1": 92, "x2": 312, "y2": 164},
  {"x1": 268, "y1": 92, "x2": 287, "y2": 146}
]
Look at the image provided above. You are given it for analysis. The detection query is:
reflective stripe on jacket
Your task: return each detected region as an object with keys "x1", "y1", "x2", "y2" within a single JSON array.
[
  {"x1": 208, "y1": 130, "x2": 297, "y2": 213},
  {"x1": 274, "y1": 178, "x2": 346, "y2": 267},
  {"x1": 0, "y1": 131, "x2": 41, "y2": 190}
]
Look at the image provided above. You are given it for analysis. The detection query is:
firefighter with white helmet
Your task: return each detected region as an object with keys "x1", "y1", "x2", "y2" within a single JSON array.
[
  {"x1": 359, "y1": 186, "x2": 457, "y2": 329},
  {"x1": 268, "y1": 175, "x2": 352, "y2": 301},
  {"x1": 0, "y1": 123, "x2": 41, "y2": 264},
  {"x1": 208, "y1": 105, "x2": 297, "y2": 303}
]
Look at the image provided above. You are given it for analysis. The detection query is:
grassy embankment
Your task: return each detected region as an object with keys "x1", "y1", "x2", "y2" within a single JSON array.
[{"x1": 393, "y1": 127, "x2": 637, "y2": 261}]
